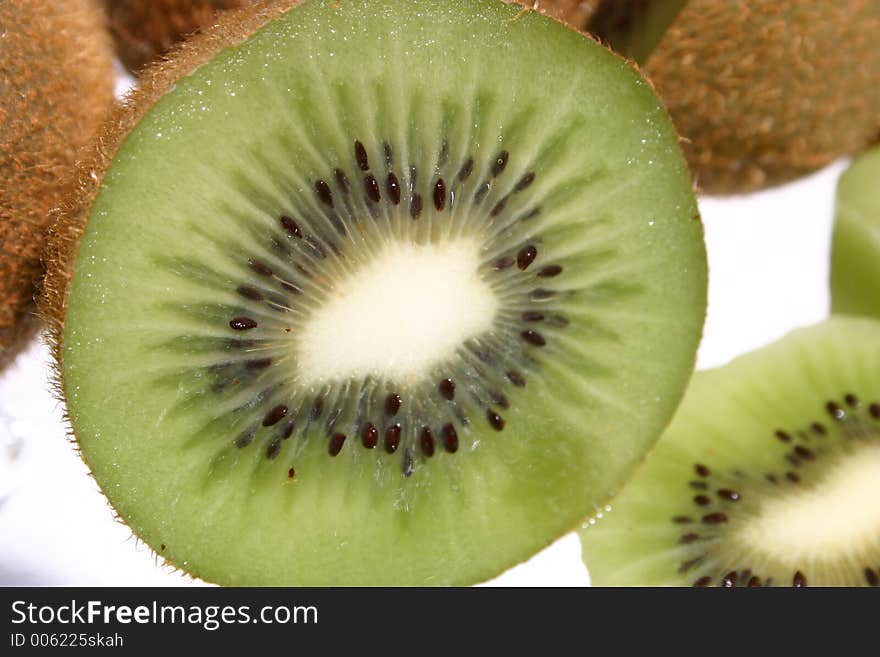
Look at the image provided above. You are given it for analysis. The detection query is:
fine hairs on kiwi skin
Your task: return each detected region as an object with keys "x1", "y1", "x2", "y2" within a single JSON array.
[
  {"x1": 102, "y1": 0, "x2": 252, "y2": 73},
  {"x1": 103, "y1": 0, "x2": 596, "y2": 74},
  {"x1": 588, "y1": 0, "x2": 880, "y2": 194},
  {"x1": 580, "y1": 318, "x2": 880, "y2": 587},
  {"x1": 42, "y1": 0, "x2": 707, "y2": 586},
  {"x1": 0, "y1": 0, "x2": 115, "y2": 370},
  {"x1": 831, "y1": 146, "x2": 880, "y2": 319}
]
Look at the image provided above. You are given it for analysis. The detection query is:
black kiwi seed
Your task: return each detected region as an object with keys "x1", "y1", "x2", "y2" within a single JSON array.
[
  {"x1": 520, "y1": 329, "x2": 546, "y2": 346},
  {"x1": 492, "y1": 150, "x2": 509, "y2": 177},
  {"x1": 438, "y1": 378, "x2": 455, "y2": 401},
  {"x1": 420, "y1": 427, "x2": 435, "y2": 457},
  {"x1": 410, "y1": 193, "x2": 423, "y2": 219},
  {"x1": 237, "y1": 285, "x2": 264, "y2": 301},
  {"x1": 248, "y1": 259, "x2": 273, "y2": 276},
  {"x1": 693, "y1": 495, "x2": 711, "y2": 506},
  {"x1": 362, "y1": 422, "x2": 378, "y2": 449},
  {"x1": 701, "y1": 512, "x2": 727, "y2": 524},
  {"x1": 717, "y1": 489, "x2": 740, "y2": 501},
  {"x1": 514, "y1": 172, "x2": 535, "y2": 192},
  {"x1": 721, "y1": 571, "x2": 737, "y2": 587},
  {"x1": 386, "y1": 173, "x2": 401, "y2": 205},
  {"x1": 266, "y1": 437, "x2": 282, "y2": 460},
  {"x1": 328, "y1": 433, "x2": 347, "y2": 456},
  {"x1": 844, "y1": 393, "x2": 859, "y2": 408},
  {"x1": 364, "y1": 174, "x2": 381, "y2": 203},
  {"x1": 262, "y1": 404, "x2": 288, "y2": 427},
  {"x1": 355, "y1": 140, "x2": 369, "y2": 170},
  {"x1": 441, "y1": 423, "x2": 458, "y2": 453},
  {"x1": 457, "y1": 157, "x2": 474, "y2": 182},
  {"x1": 385, "y1": 393, "x2": 402, "y2": 416},
  {"x1": 235, "y1": 428, "x2": 255, "y2": 448},
  {"x1": 493, "y1": 256, "x2": 515, "y2": 270},
  {"x1": 385, "y1": 424, "x2": 401, "y2": 453},
  {"x1": 694, "y1": 576, "x2": 712, "y2": 587},
  {"x1": 865, "y1": 568, "x2": 879, "y2": 586},
  {"x1": 506, "y1": 370, "x2": 526, "y2": 387},
  {"x1": 230, "y1": 317, "x2": 258, "y2": 331},
  {"x1": 695, "y1": 464, "x2": 711, "y2": 477},
  {"x1": 310, "y1": 395, "x2": 324, "y2": 420},
  {"x1": 869, "y1": 403, "x2": 880, "y2": 419},
  {"x1": 487, "y1": 409, "x2": 505, "y2": 431},
  {"x1": 537, "y1": 265, "x2": 562, "y2": 277},
  {"x1": 793, "y1": 571, "x2": 807, "y2": 587},
  {"x1": 826, "y1": 400, "x2": 845, "y2": 420},
  {"x1": 433, "y1": 178, "x2": 446, "y2": 211},
  {"x1": 315, "y1": 180, "x2": 334, "y2": 208},
  {"x1": 280, "y1": 215, "x2": 302, "y2": 238},
  {"x1": 517, "y1": 245, "x2": 537, "y2": 270}
]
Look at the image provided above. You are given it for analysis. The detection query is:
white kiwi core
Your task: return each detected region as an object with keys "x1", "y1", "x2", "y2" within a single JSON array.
[
  {"x1": 296, "y1": 237, "x2": 498, "y2": 385},
  {"x1": 738, "y1": 445, "x2": 880, "y2": 563}
]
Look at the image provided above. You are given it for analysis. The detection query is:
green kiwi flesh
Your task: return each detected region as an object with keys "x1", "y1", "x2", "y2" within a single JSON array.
[
  {"x1": 831, "y1": 147, "x2": 880, "y2": 319},
  {"x1": 580, "y1": 318, "x2": 880, "y2": 587},
  {"x1": 56, "y1": 0, "x2": 706, "y2": 585}
]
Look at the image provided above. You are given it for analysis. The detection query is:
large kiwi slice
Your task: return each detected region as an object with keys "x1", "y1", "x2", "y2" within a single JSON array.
[
  {"x1": 0, "y1": 0, "x2": 115, "y2": 368},
  {"x1": 588, "y1": 0, "x2": 880, "y2": 194},
  {"x1": 831, "y1": 146, "x2": 880, "y2": 319},
  {"x1": 43, "y1": 0, "x2": 707, "y2": 585},
  {"x1": 580, "y1": 318, "x2": 880, "y2": 587}
]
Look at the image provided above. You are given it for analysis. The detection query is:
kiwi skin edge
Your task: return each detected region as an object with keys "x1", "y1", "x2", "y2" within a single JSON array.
[
  {"x1": 0, "y1": 0, "x2": 115, "y2": 370},
  {"x1": 42, "y1": 0, "x2": 703, "y2": 584}
]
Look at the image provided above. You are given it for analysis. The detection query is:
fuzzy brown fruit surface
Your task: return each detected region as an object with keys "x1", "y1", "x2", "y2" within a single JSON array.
[
  {"x1": 102, "y1": 0, "x2": 252, "y2": 73},
  {"x1": 0, "y1": 0, "x2": 115, "y2": 369},
  {"x1": 591, "y1": 0, "x2": 880, "y2": 194}
]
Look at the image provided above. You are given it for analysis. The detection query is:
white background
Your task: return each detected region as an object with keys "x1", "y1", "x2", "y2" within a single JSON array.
[{"x1": 0, "y1": 74, "x2": 845, "y2": 587}]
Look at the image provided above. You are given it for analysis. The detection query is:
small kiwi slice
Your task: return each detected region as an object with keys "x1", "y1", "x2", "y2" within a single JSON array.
[
  {"x1": 0, "y1": 0, "x2": 115, "y2": 369},
  {"x1": 588, "y1": 1, "x2": 880, "y2": 194},
  {"x1": 43, "y1": 0, "x2": 707, "y2": 585},
  {"x1": 831, "y1": 147, "x2": 880, "y2": 319},
  {"x1": 580, "y1": 318, "x2": 880, "y2": 587}
]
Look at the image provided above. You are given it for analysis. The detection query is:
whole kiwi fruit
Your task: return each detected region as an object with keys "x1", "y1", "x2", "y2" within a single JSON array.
[
  {"x1": 0, "y1": 0, "x2": 115, "y2": 369},
  {"x1": 42, "y1": 0, "x2": 706, "y2": 585},
  {"x1": 589, "y1": 0, "x2": 880, "y2": 194}
]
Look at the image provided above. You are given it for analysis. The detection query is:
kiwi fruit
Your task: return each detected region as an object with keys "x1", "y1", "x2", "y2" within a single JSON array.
[
  {"x1": 580, "y1": 318, "x2": 880, "y2": 587},
  {"x1": 831, "y1": 146, "x2": 880, "y2": 319},
  {"x1": 102, "y1": 0, "x2": 252, "y2": 73},
  {"x1": 42, "y1": 0, "x2": 707, "y2": 585},
  {"x1": 588, "y1": 1, "x2": 880, "y2": 194},
  {"x1": 0, "y1": 0, "x2": 115, "y2": 369}
]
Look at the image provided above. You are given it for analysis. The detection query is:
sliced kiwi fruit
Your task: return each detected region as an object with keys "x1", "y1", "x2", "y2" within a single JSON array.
[
  {"x1": 43, "y1": 0, "x2": 707, "y2": 585},
  {"x1": 0, "y1": 0, "x2": 115, "y2": 369},
  {"x1": 831, "y1": 147, "x2": 880, "y2": 319},
  {"x1": 580, "y1": 318, "x2": 880, "y2": 587},
  {"x1": 588, "y1": 1, "x2": 880, "y2": 194}
]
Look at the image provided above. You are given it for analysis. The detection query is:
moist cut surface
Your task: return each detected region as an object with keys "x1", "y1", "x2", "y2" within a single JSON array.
[{"x1": 56, "y1": 0, "x2": 706, "y2": 585}]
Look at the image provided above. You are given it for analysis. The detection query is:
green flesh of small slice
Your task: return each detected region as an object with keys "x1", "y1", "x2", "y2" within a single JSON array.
[
  {"x1": 831, "y1": 147, "x2": 880, "y2": 319},
  {"x1": 580, "y1": 318, "x2": 880, "y2": 587},
  {"x1": 62, "y1": 0, "x2": 706, "y2": 585}
]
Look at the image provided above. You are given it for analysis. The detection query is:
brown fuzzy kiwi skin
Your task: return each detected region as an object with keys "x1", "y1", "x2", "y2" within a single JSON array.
[
  {"x1": 518, "y1": 0, "x2": 598, "y2": 27},
  {"x1": 643, "y1": 0, "x2": 880, "y2": 194},
  {"x1": 102, "y1": 0, "x2": 255, "y2": 74},
  {"x1": 0, "y1": 0, "x2": 115, "y2": 370},
  {"x1": 40, "y1": 0, "x2": 696, "y2": 582}
]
